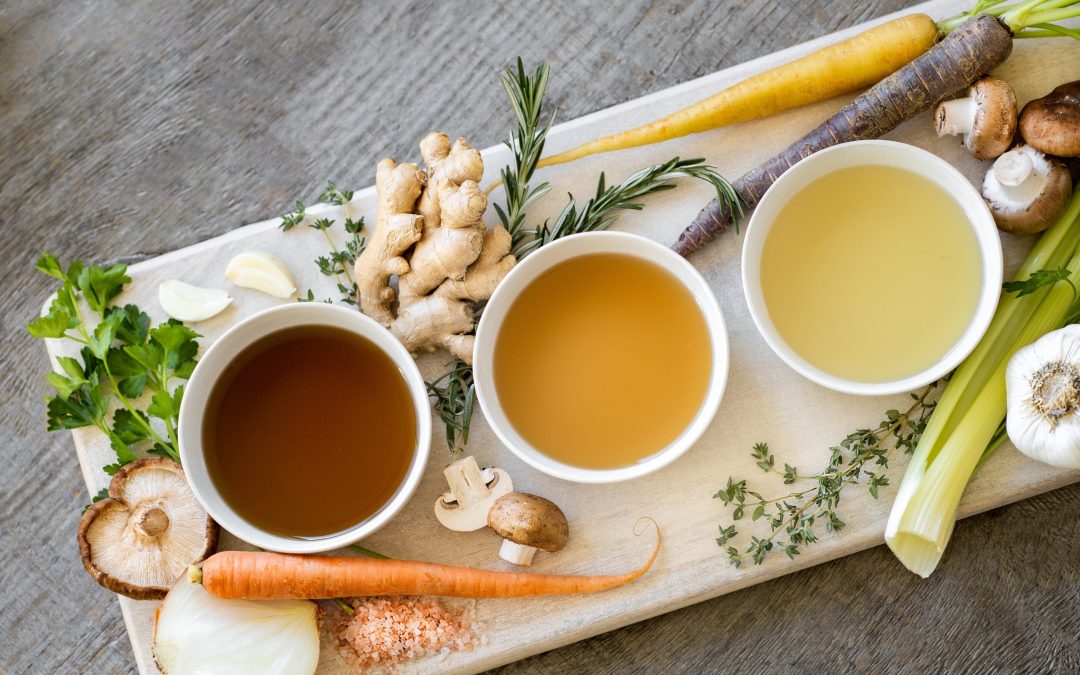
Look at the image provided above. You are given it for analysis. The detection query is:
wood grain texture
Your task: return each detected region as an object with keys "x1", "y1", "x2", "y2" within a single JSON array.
[{"x1": 1, "y1": 1, "x2": 1077, "y2": 674}]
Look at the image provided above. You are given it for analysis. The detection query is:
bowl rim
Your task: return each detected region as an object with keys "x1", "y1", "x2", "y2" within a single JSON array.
[
  {"x1": 473, "y1": 230, "x2": 729, "y2": 484},
  {"x1": 177, "y1": 302, "x2": 431, "y2": 553},
  {"x1": 740, "y1": 139, "x2": 1003, "y2": 396}
]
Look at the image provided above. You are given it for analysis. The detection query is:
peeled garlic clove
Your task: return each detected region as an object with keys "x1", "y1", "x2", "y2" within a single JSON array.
[
  {"x1": 1005, "y1": 324, "x2": 1080, "y2": 469},
  {"x1": 225, "y1": 251, "x2": 297, "y2": 298},
  {"x1": 158, "y1": 280, "x2": 232, "y2": 322}
]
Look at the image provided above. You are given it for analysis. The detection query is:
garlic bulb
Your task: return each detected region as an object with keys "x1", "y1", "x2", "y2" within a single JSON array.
[
  {"x1": 225, "y1": 251, "x2": 297, "y2": 298},
  {"x1": 153, "y1": 574, "x2": 320, "y2": 675},
  {"x1": 158, "y1": 280, "x2": 232, "y2": 322},
  {"x1": 1005, "y1": 325, "x2": 1080, "y2": 469}
]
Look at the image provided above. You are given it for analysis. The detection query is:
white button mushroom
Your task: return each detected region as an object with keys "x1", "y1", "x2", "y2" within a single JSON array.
[
  {"x1": 1006, "y1": 325, "x2": 1080, "y2": 469},
  {"x1": 78, "y1": 458, "x2": 219, "y2": 600},
  {"x1": 487, "y1": 492, "x2": 569, "y2": 566},
  {"x1": 982, "y1": 144, "x2": 1072, "y2": 234},
  {"x1": 934, "y1": 76, "x2": 1018, "y2": 160},
  {"x1": 433, "y1": 455, "x2": 513, "y2": 531}
]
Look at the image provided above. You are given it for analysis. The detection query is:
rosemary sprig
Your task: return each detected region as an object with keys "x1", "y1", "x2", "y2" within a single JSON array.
[
  {"x1": 514, "y1": 157, "x2": 741, "y2": 257},
  {"x1": 279, "y1": 180, "x2": 366, "y2": 305},
  {"x1": 427, "y1": 60, "x2": 740, "y2": 452},
  {"x1": 494, "y1": 58, "x2": 555, "y2": 252},
  {"x1": 714, "y1": 383, "x2": 938, "y2": 567},
  {"x1": 426, "y1": 359, "x2": 476, "y2": 454}
]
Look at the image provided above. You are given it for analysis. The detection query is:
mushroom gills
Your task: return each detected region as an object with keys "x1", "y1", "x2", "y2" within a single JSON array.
[
  {"x1": 433, "y1": 455, "x2": 513, "y2": 531},
  {"x1": 982, "y1": 145, "x2": 1073, "y2": 234}
]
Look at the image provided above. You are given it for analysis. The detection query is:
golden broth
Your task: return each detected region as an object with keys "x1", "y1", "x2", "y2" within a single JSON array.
[
  {"x1": 760, "y1": 165, "x2": 982, "y2": 383},
  {"x1": 493, "y1": 253, "x2": 712, "y2": 469},
  {"x1": 203, "y1": 325, "x2": 416, "y2": 538}
]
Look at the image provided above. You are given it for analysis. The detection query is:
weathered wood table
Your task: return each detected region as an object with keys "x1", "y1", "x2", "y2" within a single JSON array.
[{"x1": 2, "y1": 1, "x2": 1077, "y2": 672}]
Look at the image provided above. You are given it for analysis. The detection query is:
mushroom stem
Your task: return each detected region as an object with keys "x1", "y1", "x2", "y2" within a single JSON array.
[
  {"x1": 935, "y1": 97, "x2": 976, "y2": 137},
  {"x1": 132, "y1": 503, "x2": 171, "y2": 538},
  {"x1": 991, "y1": 147, "x2": 1047, "y2": 204},
  {"x1": 498, "y1": 539, "x2": 538, "y2": 566}
]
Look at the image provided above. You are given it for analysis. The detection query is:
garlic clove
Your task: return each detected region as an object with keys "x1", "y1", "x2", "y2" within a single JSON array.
[
  {"x1": 225, "y1": 251, "x2": 297, "y2": 298},
  {"x1": 158, "y1": 280, "x2": 232, "y2": 322},
  {"x1": 1005, "y1": 325, "x2": 1080, "y2": 469}
]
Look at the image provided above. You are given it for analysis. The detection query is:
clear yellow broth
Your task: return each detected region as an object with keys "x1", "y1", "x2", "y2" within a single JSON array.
[
  {"x1": 493, "y1": 253, "x2": 712, "y2": 469},
  {"x1": 760, "y1": 165, "x2": 982, "y2": 383}
]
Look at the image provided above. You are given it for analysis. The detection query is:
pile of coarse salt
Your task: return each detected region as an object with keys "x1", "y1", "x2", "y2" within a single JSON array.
[{"x1": 328, "y1": 596, "x2": 483, "y2": 671}]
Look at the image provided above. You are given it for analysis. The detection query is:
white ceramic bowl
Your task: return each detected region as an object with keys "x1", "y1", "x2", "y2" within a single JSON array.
[
  {"x1": 474, "y1": 231, "x2": 729, "y2": 484},
  {"x1": 742, "y1": 140, "x2": 1002, "y2": 396},
  {"x1": 178, "y1": 303, "x2": 431, "y2": 553}
]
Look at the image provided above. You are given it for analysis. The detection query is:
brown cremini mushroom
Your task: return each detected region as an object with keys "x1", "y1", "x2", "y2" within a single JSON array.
[
  {"x1": 1020, "y1": 80, "x2": 1080, "y2": 158},
  {"x1": 487, "y1": 492, "x2": 569, "y2": 566},
  {"x1": 79, "y1": 458, "x2": 218, "y2": 600},
  {"x1": 982, "y1": 144, "x2": 1072, "y2": 235},
  {"x1": 934, "y1": 76, "x2": 1018, "y2": 160}
]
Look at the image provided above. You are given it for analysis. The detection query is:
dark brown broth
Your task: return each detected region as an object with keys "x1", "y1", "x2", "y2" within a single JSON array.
[{"x1": 203, "y1": 324, "x2": 416, "y2": 537}]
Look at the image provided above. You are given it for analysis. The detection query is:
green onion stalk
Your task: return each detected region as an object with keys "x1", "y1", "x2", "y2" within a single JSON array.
[{"x1": 886, "y1": 189, "x2": 1080, "y2": 577}]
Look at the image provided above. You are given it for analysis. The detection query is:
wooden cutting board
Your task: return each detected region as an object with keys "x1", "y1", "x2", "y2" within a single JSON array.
[{"x1": 44, "y1": 0, "x2": 1080, "y2": 671}]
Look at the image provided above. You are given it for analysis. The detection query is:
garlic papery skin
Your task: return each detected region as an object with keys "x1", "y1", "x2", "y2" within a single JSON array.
[
  {"x1": 153, "y1": 575, "x2": 319, "y2": 675},
  {"x1": 158, "y1": 280, "x2": 232, "y2": 322},
  {"x1": 225, "y1": 251, "x2": 297, "y2": 298},
  {"x1": 1005, "y1": 325, "x2": 1080, "y2": 469}
]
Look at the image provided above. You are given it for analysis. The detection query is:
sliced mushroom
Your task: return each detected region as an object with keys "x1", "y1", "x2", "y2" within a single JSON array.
[
  {"x1": 935, "y1": 77, "x2": 1017, "y2": 160},
  {"x1": 982, "y1": 144, "x2": 1073, "y2": 235},
  {"x1": 1020, "y1": 80, "x2": 1080, "y2": 158},
  {"x1": 433, "y1": 455, "x2": 513, "y2": 531},
  {"x1": 79, "y1": 458, "x2": 218, "y2": 600},
  {"x1": 487, "y1": 492, "x2": 569, "y2": 566}
]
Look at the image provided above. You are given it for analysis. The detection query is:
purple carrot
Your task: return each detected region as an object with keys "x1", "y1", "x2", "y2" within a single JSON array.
[{"x1": 673, "y1": 14, "x2": 1014, "y2": 257}]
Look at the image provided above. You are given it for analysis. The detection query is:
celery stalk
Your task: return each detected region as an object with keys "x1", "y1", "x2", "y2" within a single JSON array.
[{"x1": 886, "y1": 189, "x2": 1080, "y2": 577}]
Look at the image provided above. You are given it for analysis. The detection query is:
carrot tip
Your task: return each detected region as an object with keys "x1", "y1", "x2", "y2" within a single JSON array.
[{"x1": 187, "y1": 564, "x2": 203, "y2": 585}]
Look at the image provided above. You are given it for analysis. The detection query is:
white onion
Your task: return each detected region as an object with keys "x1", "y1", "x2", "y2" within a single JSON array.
[{"x1": 153, "y1": 574, "x2": 319, "y2": 675}]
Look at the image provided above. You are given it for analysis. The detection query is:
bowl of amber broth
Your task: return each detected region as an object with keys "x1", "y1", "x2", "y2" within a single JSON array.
[
  {"x1": 474, "y1": 231, "x2": 729, "y2": 483},
  {"x1": 178, "y1": 303, "x2": 431, "y2": 553},
  {"x1": 742, "y1": 140, "x2": 1003, "y2": 396}
]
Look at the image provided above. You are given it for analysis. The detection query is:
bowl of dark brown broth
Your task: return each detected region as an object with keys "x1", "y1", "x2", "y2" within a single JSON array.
[
  {"x1": 474, "y1": 231, "x2": 729, "y2": 484},
  {"x1": 178, "y1": 303, "x2": 431, "y2": 553}
]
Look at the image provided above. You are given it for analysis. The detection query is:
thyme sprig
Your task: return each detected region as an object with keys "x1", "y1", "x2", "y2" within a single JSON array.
[
  {"x1": 279, "y1": 180, "x2": 366, "y2": 305},
  {"x1": 715, "y1": 383, "x2": 938, "y2": 567}
]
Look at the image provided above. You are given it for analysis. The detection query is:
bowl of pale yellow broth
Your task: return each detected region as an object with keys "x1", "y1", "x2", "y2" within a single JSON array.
[
  {"x1": 473, "y1": 231, "x2": 729, "y2": 484},
  {"x1": 742, "y1": 140, "x2": 1002, "y2": 396}
]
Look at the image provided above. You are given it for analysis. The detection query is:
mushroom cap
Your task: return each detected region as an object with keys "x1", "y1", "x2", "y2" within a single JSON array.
[
  {"x1": 1020, "y1": 80, "x2": 1080, "y2": 158},
  {"x1": 78, "y1": 458, "x2": 218, "y2": 600},
  {"x1": 983, "y1": 145, "x2": 1072, "y2": 235},
  {"x1": 968, "y1": 77, "x2": 1018, "y2": 160},
  {"x1": 487, "y1": 492, "x2": 569, "y2": 553}
]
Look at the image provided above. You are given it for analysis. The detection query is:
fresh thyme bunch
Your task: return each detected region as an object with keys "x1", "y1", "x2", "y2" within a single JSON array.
[{"x1": 714, "y1": 384, "x2": 938, "y2": 566}]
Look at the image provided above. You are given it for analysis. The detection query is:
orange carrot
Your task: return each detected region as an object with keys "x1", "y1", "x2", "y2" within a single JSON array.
[{"x1": 193, "y1": 525, "x2": 660, "y2": 601}]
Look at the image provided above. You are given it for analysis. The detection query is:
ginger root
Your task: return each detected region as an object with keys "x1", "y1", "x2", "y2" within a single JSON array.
[{"x1": 354, "y1": 132, "x2": 516, "y2": 364}]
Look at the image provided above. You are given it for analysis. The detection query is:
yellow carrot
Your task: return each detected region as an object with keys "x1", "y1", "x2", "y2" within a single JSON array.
[{"x1": 537, "y1": 14, "x2": 938, "y2": 169}]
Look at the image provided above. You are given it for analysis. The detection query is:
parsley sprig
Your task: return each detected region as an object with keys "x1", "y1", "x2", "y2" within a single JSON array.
[
  {"x1": 714, "y1": 383, "x2": 938, "y2": 567},
  {"x1": 28, "y1": 254, "x2": 198, "y2": 474}
]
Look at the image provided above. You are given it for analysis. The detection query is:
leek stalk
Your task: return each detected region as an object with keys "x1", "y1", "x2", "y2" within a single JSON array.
[{"x1": 886, "y1": 188, "x2": 1080, "y2": 577}]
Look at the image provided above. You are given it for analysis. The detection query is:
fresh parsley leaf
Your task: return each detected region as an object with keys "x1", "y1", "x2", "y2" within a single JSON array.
[
  {"x1": 35, "y1": 253, "x2": 66, "y2": 279},
  {"x1": 77, "y1": 263, "x2": 130, "y2": 315},
  {"x1": 1004, "y1": 268, "x2": 1076, "y2": 299}
]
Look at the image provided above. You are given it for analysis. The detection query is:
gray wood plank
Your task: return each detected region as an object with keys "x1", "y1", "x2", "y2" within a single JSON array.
[{"x1": 2, "y1": 1, "x2": 1077, "y2": 673}]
